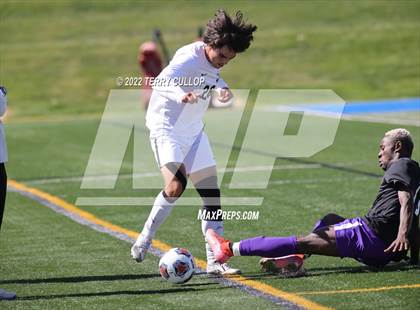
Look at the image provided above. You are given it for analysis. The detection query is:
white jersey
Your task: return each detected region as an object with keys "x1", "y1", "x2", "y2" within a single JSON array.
[{"x1": 145, "y1": 41, "x2": 228, "y2": 137}]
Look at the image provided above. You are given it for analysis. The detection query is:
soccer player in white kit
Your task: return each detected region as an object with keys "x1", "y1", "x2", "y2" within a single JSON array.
[{"x1": 131, "y1": 10, "x2": 257, "y2": 275}]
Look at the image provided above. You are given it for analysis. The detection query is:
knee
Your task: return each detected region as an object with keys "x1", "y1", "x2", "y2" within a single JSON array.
[
  {"x1": 164, "y1": 180, "x2": 186, "y2": 198},
  {"x1": 322, "y1": 213, "x2": 337, "y2": 221},
  {"x1": 322, "y1": 213, "x2": 343, "y2": 225},
  {"x1": 297, "y1": 234, "x2": 314, "y2": 246},
  {"x1": 296, "y1": 234, "x2": 314, "y2": 253},
  {"x1": 297, "y1": 233, "x2": 328, "y2": 253}
]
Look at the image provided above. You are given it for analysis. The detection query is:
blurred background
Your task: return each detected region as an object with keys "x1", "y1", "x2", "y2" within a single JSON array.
[
  {"x1": 1, "y1": 2, "x2": 419, "y2": 308},
  {"x1": 1, "y1": 0, "x2": 419, "y2": 120}
]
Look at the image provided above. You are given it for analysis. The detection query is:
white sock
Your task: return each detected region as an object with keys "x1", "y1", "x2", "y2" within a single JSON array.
[
  {"x1": 202, "y1": 220, "x2": 224, "y2": 264},
  {"x1": 201, "y1": 219, "x2": 224, "y2": 236},
  {"x1": 232, "y1": 242, "x2": 241, "y2": 256},
  {"x1": 205, "y1": 243, "x2": 216, "y2": 264},
  {"x1": 137, "y1": 191, "x2": 176, "y2": 242}
]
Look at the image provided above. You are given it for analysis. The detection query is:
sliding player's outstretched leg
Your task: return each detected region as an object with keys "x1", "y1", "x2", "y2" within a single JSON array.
[
  {"x1": 206, "y1": 225, "x2": 339, "y2": 276},
  {"x1": 256, "y1": 214, "x2": 344, "y2": 271},
  {"x1": 206, "y1": 230, "x2": 305, "y2": 276},
  {"x1": 131, "y1": 163, "x2": 186, "y2": 262},
  {"x1": 206, "y1": 230, "x2": 300, "y2": 262}
]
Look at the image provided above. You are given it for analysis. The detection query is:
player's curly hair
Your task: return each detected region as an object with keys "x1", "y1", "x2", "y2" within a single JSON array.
[
  {"x1": 203, "y1": 10, "x2": 257, "y2": 53},
  {"x1": 385, "y1": 128, "x2": 414, "y2": 156}
]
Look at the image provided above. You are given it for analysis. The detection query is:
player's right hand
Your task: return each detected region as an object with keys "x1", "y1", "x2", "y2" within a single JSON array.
[
  {"x1": 384, "y1": 235, "x2": 410, "y2": 253},
  {"x1": 181, "y1": 92, "x2": 198, "y2": 104}
]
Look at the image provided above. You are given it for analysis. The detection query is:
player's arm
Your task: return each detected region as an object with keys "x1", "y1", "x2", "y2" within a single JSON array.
[{"x1": 385, "y1": 189, "x2": 413, "y2": 253}]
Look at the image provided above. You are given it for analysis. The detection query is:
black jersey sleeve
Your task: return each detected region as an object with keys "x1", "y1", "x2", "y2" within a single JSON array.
[{"x1": 384, "y1": 159, "x2": 418, "y2": 190}]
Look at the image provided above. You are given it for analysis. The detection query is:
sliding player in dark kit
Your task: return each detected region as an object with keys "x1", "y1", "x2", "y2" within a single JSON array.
[{"x1": 207, "y1": 128, "x2": 419, "y2": 273}]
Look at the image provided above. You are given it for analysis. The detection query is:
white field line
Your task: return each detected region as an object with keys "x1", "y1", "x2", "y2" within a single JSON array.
[
  {"x1": 7, "y1": 180, "x2": 315, "y2": 309},
  {"x1": 75, "y1": 197, "x2": 264, "y2": 206},
  {"x1": 229, "y1": 175, "x2": 373, "y2": 188},
  {"x1": 340, "y1": 114, "x2": 420, "y2": 127},
  {"x1": 74, "y1": 176, "x2": 373, "y2": 206},
  {"x1": 261, "y1": 106, "x2": 420, "y2": 127},
  {"x1": 24, "y1": 163, "x2": 323, "y2": 185}
]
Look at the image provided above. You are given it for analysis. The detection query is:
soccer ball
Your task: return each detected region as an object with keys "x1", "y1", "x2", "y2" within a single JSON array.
[{"x1": 159, "y1": 248, "x2": 195, "y2": 284}]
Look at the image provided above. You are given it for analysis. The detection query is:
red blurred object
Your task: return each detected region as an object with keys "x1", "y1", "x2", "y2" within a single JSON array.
[{"x1": 138, "y1": 41, "x2": 163, "y2": 109}]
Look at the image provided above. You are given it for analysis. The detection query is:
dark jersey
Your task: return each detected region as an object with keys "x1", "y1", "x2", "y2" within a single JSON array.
[{"x1": 364, "y1": 158, "x2": 420, "y2": 245}]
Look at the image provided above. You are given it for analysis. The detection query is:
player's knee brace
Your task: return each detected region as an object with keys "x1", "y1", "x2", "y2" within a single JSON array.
[
  {"x1": 201, "y1": 203, "x2": 222, "y2": 221},
  {"x1": 195, "y1": 176, "x2": 222, "y2": 221}
]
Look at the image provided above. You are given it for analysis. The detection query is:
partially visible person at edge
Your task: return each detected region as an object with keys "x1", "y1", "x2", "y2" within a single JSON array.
[{"x1": 0, "y1": 86, "x2": 17, "y2": 300}]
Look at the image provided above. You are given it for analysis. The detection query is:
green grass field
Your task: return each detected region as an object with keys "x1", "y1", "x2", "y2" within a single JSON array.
[{"x1": 1, "y1": 1, "x2": 419, "y2": 309}]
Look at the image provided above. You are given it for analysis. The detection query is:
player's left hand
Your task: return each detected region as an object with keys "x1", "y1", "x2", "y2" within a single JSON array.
[
  {"x1": 181, "y1": 92, "x2": 198, "y2": 104},
  {"x1": 384, "y1": 235, "x2": 409, "y2": 253},
  {"x1": 218, "y1": 88, "x2": 233, "y2": 103}
]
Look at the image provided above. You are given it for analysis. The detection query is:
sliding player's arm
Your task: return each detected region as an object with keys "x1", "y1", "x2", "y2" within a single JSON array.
[{"x1": 385, "y1": 189, "x2": 412, "y2": 253}]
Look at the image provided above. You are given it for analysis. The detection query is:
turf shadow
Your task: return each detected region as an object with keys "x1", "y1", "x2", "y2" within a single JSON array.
[
  {"x1": 16, "y1": 287, "x2": 218, "y2": 301},
  {"x1": 224, "y1": 272, "x2": 282, "y2": 280},
  {"x1": 0, "y1": 273, "x2": 162, "y2": 285},
  {"x1": 228, "y1": 263, "x2": 419, "y2": 280},
  {"x1": 305, "y1": 262, "x2": 419, "y2": 276}
]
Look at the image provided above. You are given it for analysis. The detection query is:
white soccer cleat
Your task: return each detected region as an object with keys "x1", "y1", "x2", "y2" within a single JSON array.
[
  {"x1": 206, "y1": 261, "x2": 241, "y2": 275},
  {"x1": 131, "y1": 235, "x2": 152, "y2": 263}
]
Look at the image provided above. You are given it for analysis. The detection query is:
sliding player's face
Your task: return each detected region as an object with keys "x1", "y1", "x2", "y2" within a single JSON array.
[
  {"x1": 206, "y1": 46, "x2": 236, "y2": 69},
  {"x1": 378, "y1": 136, "x2": 396, "y2": 170}
]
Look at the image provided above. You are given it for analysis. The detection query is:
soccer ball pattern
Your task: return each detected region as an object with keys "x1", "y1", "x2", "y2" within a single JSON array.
[{"x1": 159, "y1": 248, "x2": 196, "y2": 284}]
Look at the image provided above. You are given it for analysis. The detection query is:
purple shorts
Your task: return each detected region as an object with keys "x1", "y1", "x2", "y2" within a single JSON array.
[{"x1": 334, "y1": 217, "x2": 393, "y2": 267}]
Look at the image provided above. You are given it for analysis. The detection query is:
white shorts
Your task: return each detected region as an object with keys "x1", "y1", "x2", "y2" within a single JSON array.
[{"x1": 150, "y1": 132, "x2": 216, "y2": 174}]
